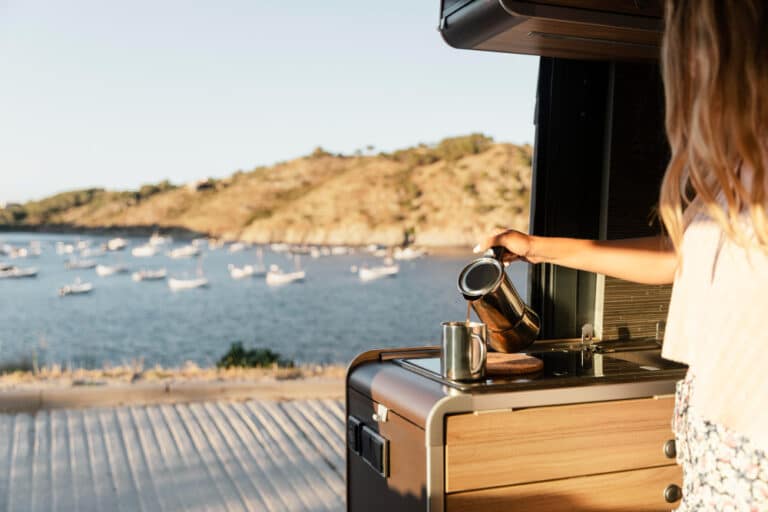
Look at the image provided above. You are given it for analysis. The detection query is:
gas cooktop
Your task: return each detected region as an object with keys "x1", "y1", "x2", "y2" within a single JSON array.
[{"x1": 395, "y1": 344, "x2": 687, "y2": 392}]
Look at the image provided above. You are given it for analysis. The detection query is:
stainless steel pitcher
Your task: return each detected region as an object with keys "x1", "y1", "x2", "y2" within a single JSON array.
[{"x1": 457, "y1": 249, "x2": 540, "y2": 352}]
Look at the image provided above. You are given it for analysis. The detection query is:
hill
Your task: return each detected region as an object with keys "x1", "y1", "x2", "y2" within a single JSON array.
[{"x1": 0, "y1": 134, "x2": 532, "y2": 247}]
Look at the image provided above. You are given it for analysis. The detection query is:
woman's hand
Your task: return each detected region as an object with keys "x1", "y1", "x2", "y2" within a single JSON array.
[
  {"x1": 472, "y1": 231, "x2": 677, "y2": 285},
  {"x1": 473, "y1": 229, "x2": 538, "y2": 264}
]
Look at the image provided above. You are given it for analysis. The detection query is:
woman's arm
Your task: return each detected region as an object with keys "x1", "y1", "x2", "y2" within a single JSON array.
[{"x1": 475, "y1": 231, "x2": 677, "y2": 285}]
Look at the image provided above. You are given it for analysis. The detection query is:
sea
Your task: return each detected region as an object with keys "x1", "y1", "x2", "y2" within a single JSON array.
[{"x1": 0, "y1": 232, "x2": 528, "y2": 368}]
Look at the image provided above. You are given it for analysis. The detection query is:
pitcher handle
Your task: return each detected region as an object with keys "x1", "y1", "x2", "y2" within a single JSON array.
[{"x1": 470, "y1": 331, "x2": 487, "y2": 376}]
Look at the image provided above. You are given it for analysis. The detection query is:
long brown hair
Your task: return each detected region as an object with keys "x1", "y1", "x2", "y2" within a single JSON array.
[{"x1": 660, "y1": 0, "x2": 768, "y2": 251}]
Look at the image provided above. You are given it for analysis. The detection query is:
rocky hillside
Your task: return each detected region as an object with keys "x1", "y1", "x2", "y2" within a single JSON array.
[{"x1": 0, "y1": 134, "x2": 532, "y2": 247}]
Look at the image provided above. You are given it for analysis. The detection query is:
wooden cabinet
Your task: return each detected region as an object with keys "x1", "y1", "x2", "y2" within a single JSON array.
[{"x1": 444, "y1": 396, "x2": 681, "y2": 510}]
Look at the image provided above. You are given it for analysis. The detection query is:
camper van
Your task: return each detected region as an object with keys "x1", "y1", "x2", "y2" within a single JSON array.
[{"x1": 346, "y1": 2, "x2": 686, "y2": 511}]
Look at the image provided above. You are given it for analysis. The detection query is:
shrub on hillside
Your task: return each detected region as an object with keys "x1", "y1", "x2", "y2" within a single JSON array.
[
  {"x1": 383, "y1": 133, "x2": 494, "y2": 166},
  {"x1": 216, "y1": 342, "x2": 295, "y2": 369}
]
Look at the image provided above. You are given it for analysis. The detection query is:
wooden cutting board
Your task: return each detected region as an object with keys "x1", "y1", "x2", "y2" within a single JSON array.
[{"x1": 486, "y1": 352, "x2": 544, "y2": 376}]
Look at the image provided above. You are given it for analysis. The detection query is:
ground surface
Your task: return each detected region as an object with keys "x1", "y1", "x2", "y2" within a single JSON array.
[{"x1": 0, "y1": 399, "x2": 345, "y2": 511}]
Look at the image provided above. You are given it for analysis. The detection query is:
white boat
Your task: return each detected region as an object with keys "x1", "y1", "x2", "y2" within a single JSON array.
[
  {"x1": 59, "y1": 278, "x2": 93, "y2": 296},
  {"x1": 56, "y1": 242, "x2": 75, "y2": 255},
  {"x1": 169, "y1": 257, "x2": 208, "y2": 290},
  {"x1": 167, "y1": 245, "x2": 200, "y2": 259},
  {"x1": 266, "y1": 268, "x2": 306, "y2": 286},
  {"x1": 95, "y1": 264, "x2": 130, "y2": 277},
  {"x1": 131, "y1": 244, "x2": 157, "y2": 257},
  {"x1": 0, "y1": 262, "x2": 11, "y2": 271},
  {"x1": 266, "y1": 257, "x2": 305, "y2": 286},
  {"x1": 65, "y1": 259, "x2": 97, "y2": 270},
  {"x1": 270, "y1": 243, "x2": 290, "y2": 253},
  {"x1": 0, "y1": 266, "x2": 38, "y2": 279},
  {"x1": 228, "y1": 263, "x2": 266, "y2": 279},
  {"x1": 359, "y1": 264, "x2": 399, "y2": 282},
  {"x1": 168, "y1": 277, "x2": 209, "y2": 290},
  {"x1": 107, "y1": 238, "x2": 128, "y2": 251},
  {"x1": 191, "y1": 238, "x2": 208, "y2": 248},
  {"x1": 228, "y1": 242, "x2": 247, "y2": 253},
  {"x1": 132, "y1": 268, "x2": 167, "y2": 281},
  {"x1": 330, "y1": 246, "x2": 350, "y2": 256},
  {"x1": 149, "y1": 232, "x2": 172, "y2": 246},
  {"x1": 393, "y1": 247, "x2": 426, "y2": 261}
]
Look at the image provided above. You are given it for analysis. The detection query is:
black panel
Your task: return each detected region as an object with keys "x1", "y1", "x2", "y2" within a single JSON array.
[
  {"x1": 603, "y1": 62, "x2": 668, "y2": 238},
  {"x1": 529, "y1": 57, "x2": 609, "y2": 339}
]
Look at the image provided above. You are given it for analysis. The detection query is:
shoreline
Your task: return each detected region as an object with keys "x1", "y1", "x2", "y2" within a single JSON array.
[
  {"x1": 0, "y1": 363, "x2": 346, "y2": 412},
  {"x1": 0, "y1": 224, "x2": 476, "y2": 253}
]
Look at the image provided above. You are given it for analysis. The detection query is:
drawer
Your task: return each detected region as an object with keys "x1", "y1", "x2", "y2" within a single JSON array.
[
  {"x1": 445, "y1": 396, "x2": 675, "y2": 492},
  {"x1": 446, "y1": 464, "x2": 682, "y2": 512}
]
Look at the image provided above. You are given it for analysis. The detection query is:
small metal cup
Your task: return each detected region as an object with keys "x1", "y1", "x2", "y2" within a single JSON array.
[{"x1": 441, "y1": 321, "x2": 487, "y2": 381}]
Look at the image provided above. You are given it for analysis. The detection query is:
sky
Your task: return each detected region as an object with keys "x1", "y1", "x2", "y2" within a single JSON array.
[{"x1": 0, "y1": 0, "x2": 539, "y2": 203}]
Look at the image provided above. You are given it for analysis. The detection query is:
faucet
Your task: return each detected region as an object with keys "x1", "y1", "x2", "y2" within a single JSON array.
[{"x1": 581, "y1": 323, "x2": 595, "y2": 349}]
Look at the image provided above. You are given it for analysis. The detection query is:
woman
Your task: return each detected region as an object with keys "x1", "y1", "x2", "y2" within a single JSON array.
[{"x1": 476, "y1": 1, "x2": 768, "y2": 509}]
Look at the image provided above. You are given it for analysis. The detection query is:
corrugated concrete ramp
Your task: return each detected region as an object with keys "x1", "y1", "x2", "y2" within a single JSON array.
[{"x1": 0, "y1": 399, "x2": 345, "y2": 511}]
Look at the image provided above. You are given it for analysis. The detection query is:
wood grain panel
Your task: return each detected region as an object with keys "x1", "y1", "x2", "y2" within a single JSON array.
[
  {"x1": 528, "y1": 0, "x2": 663, "y2": 18},
  {"x1": 602, "y1": 277, "x2": 672, "y2": 340},
  {"x1": 446, "y1": 465, "x2": 682, "y2": 512},
  {"x1": 477, "y1": 17, "x2": 660, "y2": 60},
  {"x1": 445, "y1": 397, "x2": 675, "y2": 492}
]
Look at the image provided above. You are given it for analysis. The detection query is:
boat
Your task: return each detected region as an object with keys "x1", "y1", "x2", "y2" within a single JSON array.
[
  {"x1": 149, "y1": 231, "x2": 172, "y2": 246},
  {"x1": 359, "y1": 264, "x2": 399, "y2": 282},
  {"x1": 168, "y1": 276, "x2": 209, "y2": 290},
  {"x1": 393, "y1": 247, "x2": 426, "y2": 261},
  {"x1": 132, "y1": 268, "x2": 167, "y2": 281},
  {"x1": 0, "y1": 266, "x2": 38, "y2": 279},
  {"x1": 65, "y1": 258, "x2": 97, "y2": 270},
  {"x1": 0, "y1": 262, "x2": 11, "y2": 271},
  {"x1": 167, "y1": 245, "x2": 200, "y2": 259},
  {"x1": 59, "y1": 278, "x2": 93, "y2": 296},
  {"x1": 266, "y1": 257, "x2": 305, "y2": 286},
  {"x1": 228, "y1": 242, "x2": 247, "y2": 253},
  {"x1": 266, "y1": 267, "x2": 306, "y2": 286},
  {"x1": 56, "y1": 242, "x2": 75, "y2": 255},
  {"x1": 270, "y1": 243, "x2": 290, "y2": 253},
  {"x1": 131, "y1": 244, "x2": 157, "y2": 257},
  {"x1": 331, "y1": 246, "x2": 351, "y2": 256},
  {"x1": 106, "y1": 238, "x2": 128, "y2": 251},
  {"x1": 95, "y1": 264, "x2": 130, "y2": 277},
  {"x1": 168, "y1": 257, "x2": 209, "y2": 290}
]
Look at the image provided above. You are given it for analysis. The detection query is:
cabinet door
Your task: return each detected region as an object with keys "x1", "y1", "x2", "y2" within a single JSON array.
[
  {"x1": 445, "y1": 396, "x2": 676, "y2": 492},
  {"x1": 446, "y1": 465, "x2": 682, "y2": 512}
]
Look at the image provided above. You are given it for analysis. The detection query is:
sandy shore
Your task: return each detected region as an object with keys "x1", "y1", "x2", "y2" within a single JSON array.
[{"x1": 0, "y1": 363, "x2": 346, "y2": 412}]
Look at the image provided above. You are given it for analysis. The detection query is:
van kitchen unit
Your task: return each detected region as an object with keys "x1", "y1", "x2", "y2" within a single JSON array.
[
  {"x1": 347, "y1": 343, "x2": 685, "y2": 511},
  {"x1": 347, "y1": 0, "x2": 684, "y2": 510}
]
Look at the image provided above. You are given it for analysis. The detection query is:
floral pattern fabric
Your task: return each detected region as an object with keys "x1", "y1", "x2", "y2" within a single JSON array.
[{"x1": 673, "y1": 371, "x2": 768, "y2": 511}]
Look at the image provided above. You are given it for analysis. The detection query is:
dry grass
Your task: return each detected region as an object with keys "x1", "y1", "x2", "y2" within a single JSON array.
[{"x1": 34, "y1": 141, "x2": 531, "y2": 247}]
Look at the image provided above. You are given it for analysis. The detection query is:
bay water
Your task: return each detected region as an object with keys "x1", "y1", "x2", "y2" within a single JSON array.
[{"x1": 0, "y1": 233, "x2": 527, "y2": 368}]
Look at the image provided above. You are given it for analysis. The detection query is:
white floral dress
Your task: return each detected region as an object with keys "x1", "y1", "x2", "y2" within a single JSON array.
[{"x1": 673, "y1": 371, "x2": 768, "y2": 511}]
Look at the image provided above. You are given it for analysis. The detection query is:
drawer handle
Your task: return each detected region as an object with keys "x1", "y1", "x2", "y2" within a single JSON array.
[
  {"x1": 664, "y1": 484, "x2": 682, "y2": 503},
  {"x1": 663, "y1": 439, "x2": 677, "y2": 459}
]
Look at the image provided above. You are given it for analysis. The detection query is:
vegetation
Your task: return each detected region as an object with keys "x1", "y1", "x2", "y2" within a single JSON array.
[
  {"x1": 0, "y1": 134, "x2": 532, "y2": 246},
  {"x1": 216, "y1": 342, "x2": 295, "y2": 369},
  {"x1": 0, "y1": 355, "x2": 34, "y2": 375}
]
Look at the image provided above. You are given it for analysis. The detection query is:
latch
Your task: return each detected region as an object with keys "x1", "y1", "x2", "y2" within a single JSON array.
[{"x1": 372, "y1": 403, "x2": 389, "y2": 423}]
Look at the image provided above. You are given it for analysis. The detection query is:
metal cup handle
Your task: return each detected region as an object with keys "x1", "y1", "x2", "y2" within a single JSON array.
[{"x1": 470, "y1": 331, "x2": 486, "y2": 376}]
